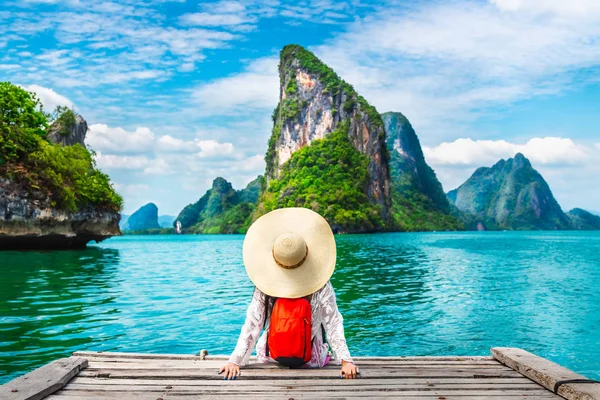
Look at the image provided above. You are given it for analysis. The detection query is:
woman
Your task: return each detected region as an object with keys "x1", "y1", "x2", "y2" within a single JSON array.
[{"x1": 220, "y1": 208, "x2": 359, "y2": 380}]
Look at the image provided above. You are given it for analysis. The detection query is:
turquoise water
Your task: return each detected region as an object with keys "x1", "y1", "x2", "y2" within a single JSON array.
[{"x1": 1, "y1": 232, "x2": 599, "y2": 383}]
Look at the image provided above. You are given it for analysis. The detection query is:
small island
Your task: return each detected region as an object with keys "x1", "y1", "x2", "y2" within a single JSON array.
[{"x1": 0, "y1": 82, "x2": 122, "y2": 249}]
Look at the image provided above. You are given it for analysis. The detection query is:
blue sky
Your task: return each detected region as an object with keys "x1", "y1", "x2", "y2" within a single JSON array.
[{"x1": 1, "y1": 0, "x2": 599, "y2": 216}]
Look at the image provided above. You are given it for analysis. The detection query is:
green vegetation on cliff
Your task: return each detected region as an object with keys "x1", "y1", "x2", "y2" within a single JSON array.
[
  {"x1": 266, "y1": 45, "x2": 385, "y2": 178},
  {"x1": 259, "y1": 122, "x2": 383, "y2": 232},
  {"x1": 383, "y1": 112, "x2": 462, "y2": 231},
  {"x1": 568, "y1": 208, "x2": 600, "y2": 230},
  {"x1": 176, "y1": 176, "x2": 262, "y2": 234},
  {"x1": 0, "y1": 82, "x2": 122, "y2": 212},
  {"x1": 448, "y1": 153, "x2": 571, "y2": 230}
]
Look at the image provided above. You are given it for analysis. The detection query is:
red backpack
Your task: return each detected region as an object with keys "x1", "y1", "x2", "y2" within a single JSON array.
[{"x1": 266, "y1": 298, "x2": 312, "y2": 368}]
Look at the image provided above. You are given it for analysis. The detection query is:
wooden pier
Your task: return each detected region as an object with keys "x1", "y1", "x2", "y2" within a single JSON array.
[{"x1": 2, "y1": 348, "x2": 599, "y2": 399}]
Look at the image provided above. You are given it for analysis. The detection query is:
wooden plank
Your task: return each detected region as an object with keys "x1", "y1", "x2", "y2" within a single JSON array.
[
  {"x1": 46, "y1": 388, "x2": 561, "y2": 398},
  {"x1": 0, "y1": 357, "x2": 88, "y2": 400},
  {"x1": 85, "y1": 361, "x2": 512, "y2": 371},
  {"x1": 48, "y1": 394, "x2": 561, "y2": 400},
  {"x1": 77, "y1": 367, "x2": 524, "y2": 379},
  {"x1": 69, "y1": 377, "x2": 538, "y2": 386},
  {"x1": 73, "y1": 351, "x2": 493, "y2": 361},
  {"x1": 61, "y1": 382, "x2": 545, "y2": 392},
  {"x1": 83, "y1": 358, "x2": 503, "y2": 367},
  {"x1": 492, "y1": 347, "x2": 600, "y2": 400}
]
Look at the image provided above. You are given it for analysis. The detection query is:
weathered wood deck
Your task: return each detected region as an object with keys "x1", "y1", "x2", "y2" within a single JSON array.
[{"x1": 2, "y1": 348, "x2": 599, "y2": 399}]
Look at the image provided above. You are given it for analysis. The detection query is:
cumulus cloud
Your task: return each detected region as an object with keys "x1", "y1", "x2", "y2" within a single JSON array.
[
  {"x1": 423, "y1": 137, "x2": 589, "y2": 167},
  {"x1": 491, "y1": 0, "x2": 600, "y2": 16},
  {"x1": 144, "y1": 158, "x2": 171, "y2": 175},
  {"x1": 157, "y1": 135, "x2": 197, "y2": 153},
  {"x1": 22, "y1": 84, "x2": 74, "y2": 111},
  {"x1": 87, "y1": 124, "x2": 155, "y2": 154},
  {"x1": 112, "y1": 183, "x2": 149, "y2": 196},
  {"x1": 179, "y1": 12, "x2": 255, "y2": 27},
  {"x1": 196, "y1": 139, "x2": 235, "y2": 158},
  {"x1": 95, "y1": 153, "x2": 149, "y2": 170}
]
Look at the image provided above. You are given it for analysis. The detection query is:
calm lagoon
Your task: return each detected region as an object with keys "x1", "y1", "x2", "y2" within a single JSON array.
[{"x1": 1, "y1": 231, "x2": 599, "y2": 383}]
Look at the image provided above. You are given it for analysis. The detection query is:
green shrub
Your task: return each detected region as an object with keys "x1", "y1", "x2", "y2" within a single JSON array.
[
  {"x1": 51, "y1": 106, "x2": 77, "y2": 137},
  {"x1": 260, "y1": 122, "x2": 385, "y2": 232},
  {"x1": 0, "y1": 82, "x2": 122, "y2": 212},
  {"x1": 0, "y1": 82, "x2": 47, "y2": 165},
  {"x1": 27, "y1": 139, "x2": 123, "y2": 212}
]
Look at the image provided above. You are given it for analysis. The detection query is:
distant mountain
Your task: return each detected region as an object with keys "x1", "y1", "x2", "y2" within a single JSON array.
[
  {"x1": 124, "y1": 203, "x2": 160, "y2": 231},
  {"x1": 175, "y1": 176, "x2": 262, "y2": 234},
  {"x1": 119, "y1": 214, "x2": 130, "y2": 230},
  {"x1": 448, "y1": 153, "x2": 572, "y2": 230},
  {"x1": 382, "y1": 112, "x2": 462, "y2": 231},
  {"x1": 567, "y1": 208, "x2": 600, "y2": 230},
  {"x1": 158, "y1": 215, "x2": 176, "y2": 228}
]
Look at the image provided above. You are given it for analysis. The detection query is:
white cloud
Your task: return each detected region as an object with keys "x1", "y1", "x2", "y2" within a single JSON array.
[
  {"x1": 87, "y1": 124, "x2": 155, "y2": 154},
  {"x1": 423, "y1": 137, "x2": 589, "y2": 167},
  {"x1": 492, "y1": 0, "x2": 600, "y2": 16},
  {"x1": 0, "y1": 64, "x2": 20, "y2": 70},
  {"x1": 157, "y1": 135, "x2": 196, "y2": 152},
  {"x1": 22, "y1": 84, "x2": 74, "y2": 111},
  {"x1": 179, "y1": 12, "x2": 255, "y2": 27},
  {"x1": 113, "y1": 183, "x2": 149, "y2": 196},
  {"x1": 196, "y1": 139, "x2": 235, "y2": 158},
  {"x1": 95, "y1": 153, "x2": 149, "y2": 170},
  {"x1": 144, "y1": 158, "x2": 171, "y2": 175}
]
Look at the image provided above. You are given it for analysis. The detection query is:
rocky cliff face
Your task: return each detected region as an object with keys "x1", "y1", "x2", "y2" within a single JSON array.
[
  {"x1": 176, "y1": 176, "x2": 262, "y2": 234},
  {"x1": 0, "y1": 178, "x2": 120, "y2": 249},
  {"x1": 47, "y1": 113, "x2": 88, "y2": 146},
  {"x1": 382, "y1": 112, "x2": 462, "y2": 230},
  {"x1": 568, "y1": 208, "x2": 600, "y2": 230},
  {"x1": 0, "y1": 111, "x2": 121, "y2": 249},
  {"x1": 124, "y1": 203, "x2": 160, "y2": 231},
  {"x1": 261, "y1": 45, "x2": 391, "y2": 231},
  {"x1": 447, "y1": 153, "x2": 572, "y2": 230}
]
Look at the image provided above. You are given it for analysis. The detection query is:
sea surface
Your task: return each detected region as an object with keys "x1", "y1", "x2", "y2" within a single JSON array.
[{"x1": 1, "y1": 231, "x2": 599, "y2": 383}]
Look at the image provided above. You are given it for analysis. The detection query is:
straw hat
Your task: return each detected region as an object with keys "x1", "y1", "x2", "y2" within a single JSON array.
[{"x1": 242, "y1": 207, "x2": 336, "y2": 298}]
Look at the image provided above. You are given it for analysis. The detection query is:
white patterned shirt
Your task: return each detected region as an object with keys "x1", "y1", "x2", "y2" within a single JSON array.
[{"x1": 228, "y1": 281, "x2": 353, "y2": 367}]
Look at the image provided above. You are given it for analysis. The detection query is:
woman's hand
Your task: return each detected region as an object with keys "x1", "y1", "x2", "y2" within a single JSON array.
[
  {"x1": 340, "y1": 360, "x2": 359, "y2": 379},
  {"x1": 219, "y1": 362, "x2": 240, "y2": 380}
]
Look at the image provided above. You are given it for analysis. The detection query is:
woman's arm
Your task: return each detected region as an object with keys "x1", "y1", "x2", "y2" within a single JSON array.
[
  {"x1": 320, "y1": 281, "x2": 354, "y2": 365},
  {"x1": 228, "y1": 287, "x2": 267, "y2": 366}
]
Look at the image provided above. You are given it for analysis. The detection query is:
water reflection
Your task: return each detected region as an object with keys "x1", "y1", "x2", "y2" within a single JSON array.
[
  {"x1": 333, "y1": 234, "x2": 431, "y2": 354},
  {"x1": 0, "y1": 247, "x2": 121, "y2": 380}
]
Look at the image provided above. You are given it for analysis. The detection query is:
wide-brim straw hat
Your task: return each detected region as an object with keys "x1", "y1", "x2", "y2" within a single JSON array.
[{"x1": 242, "y1": 207, "x2": 336, "y2": 298}]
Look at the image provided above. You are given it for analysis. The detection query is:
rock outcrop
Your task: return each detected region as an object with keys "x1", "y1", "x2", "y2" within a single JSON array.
[
  {"x1": 567, "y1": 208, "x2": 600, "y2": 230},
  {"x1": 0, "y1": 178, "x2": 120, "y2": 249},
  {"x1": 259, "y1": 45, "x2": 391, "y2": 232},
  {"x1": 47, "y1": 113, "x2": 88, "y2": 146},
  {"x1": 176, "y1": 176, "x2": 262, "y2": 234},
  {"x1": 447, "y1": 153, "x2": 572, "y2": 230},
  {"x1": 382, "y1": 112, "x2": 462, "y2": 231},
  {"x1": 0, "y1": 109, "x2": 122, "y2": 249},
  {"x1": 123, "y1": 203, "x2": 160, "y2": 231}
]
